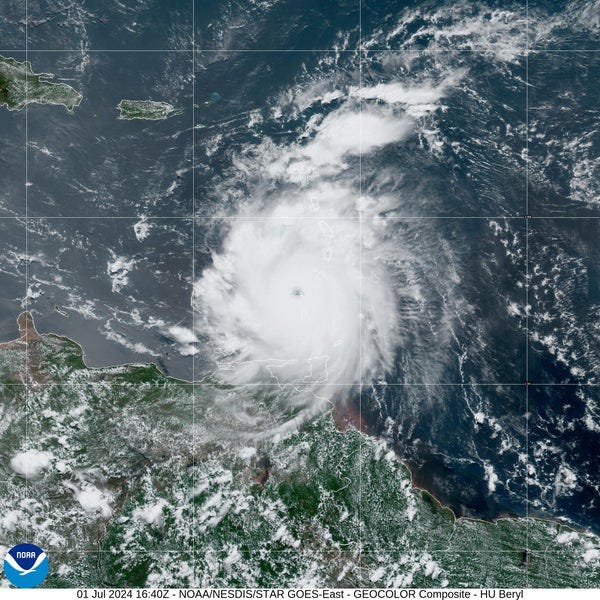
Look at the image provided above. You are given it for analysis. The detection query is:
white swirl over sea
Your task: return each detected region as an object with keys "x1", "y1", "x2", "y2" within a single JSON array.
[
  {"x1": 0, "y1": 0, "x2": 597, "y2": 528},
  {"x1": 190, "y1": 60, "x2": 467, "y2": 427}
]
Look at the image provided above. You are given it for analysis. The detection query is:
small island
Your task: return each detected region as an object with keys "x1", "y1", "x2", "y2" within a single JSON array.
[
  {"x1": 0, "y1": 54, "x2": 82, "y2": 112},
  {"x1": 117, "y1": 99, "x2": 175, "y2": 120}
]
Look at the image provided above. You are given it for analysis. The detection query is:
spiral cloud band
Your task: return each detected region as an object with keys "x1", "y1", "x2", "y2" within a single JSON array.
[
  {"x1": 194, "y1": 195, "x2": 398, "y2": 398},
  {"x1": 193, "y1": 66, "x2": 459, "y2": 414}
]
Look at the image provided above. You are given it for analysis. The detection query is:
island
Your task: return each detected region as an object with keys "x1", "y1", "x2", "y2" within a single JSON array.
[
  {"x1": 117, "y1": 99, "x2": 175, "y2": 120},
  {"x1": 0, "y1": 54, "x2": 82, "y2": 112},
  {"x1": 0, "y1": 313, "x2": 598, "y2": 587}
]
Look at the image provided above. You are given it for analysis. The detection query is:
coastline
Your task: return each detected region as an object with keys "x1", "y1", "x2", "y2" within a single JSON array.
[{"x1": 3, "y1": 310, "x2": 593, "y2": 540}]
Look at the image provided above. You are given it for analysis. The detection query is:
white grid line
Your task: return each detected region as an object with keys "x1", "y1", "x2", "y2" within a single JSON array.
[
  {"x1": 525, "y1": 0, "x2": 530, "y2": 588},
  {"x1": 0, "y1": 548, "x2": 570, "y2": 556},
  {"x1": 358, "y1": 0, "x2": 363, "y2": 580},
  {"x1": 5, "y1": 2, "x2": 597, "y2": 584},
  {"x1": 0, "y1": 382, "x2": 597, "y2": 388},
  {"x1": 2, "y1": 48, "x2": 600, "y2": 53},
  {"x1": 0, "y1": 215, "x2": 600, "y2": 223},
  {"x1": 191, "y1": 0, "x2": 197, "y2": 578},
  {"x1": 24, "y1": 0, "x2": 30, "y2": 544}
]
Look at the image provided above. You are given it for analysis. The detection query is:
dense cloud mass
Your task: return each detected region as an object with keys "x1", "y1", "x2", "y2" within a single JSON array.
[{"x1": 191, "y1": 65, "x2": 455, "y2": 414}]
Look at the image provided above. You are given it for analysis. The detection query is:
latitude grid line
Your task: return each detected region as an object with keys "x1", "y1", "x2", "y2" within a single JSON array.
[
  {"x1": 1, "y1": 382, "x2": 599, "y2": 387},
  {"x1": 2, "y1": 48, "x2": 600, "y2": 53},
  {"x1": 6, "y1": 3, "x2": 598, "y2": 588},
  {"x1": 2, "y1": 217, "x2": 600, "y2": 223},
  {"x1": 2, "y1": 217, "x2": 600, "y2": 224},
  {"x1": 0, "y1": 549, "x2": 578, "y2": 556},
  {"x1": 2, "y1": 215, "x2": 600, "y2": 219}
]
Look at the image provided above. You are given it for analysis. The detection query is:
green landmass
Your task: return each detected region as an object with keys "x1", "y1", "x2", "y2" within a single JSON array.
[
  {"x1": 0, "y1": 313, "x2": 598, "y2": 588},
  {"x1": 0, "y1": 55, "x2": 82, "y2": 112},
  {"x1": 117, "y1": 99, "x2": 175, "y2": 120}
]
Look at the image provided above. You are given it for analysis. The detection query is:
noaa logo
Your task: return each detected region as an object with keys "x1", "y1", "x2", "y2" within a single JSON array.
[{"x1": 3, "y1": 543, "x2": 49, "y2": 588}]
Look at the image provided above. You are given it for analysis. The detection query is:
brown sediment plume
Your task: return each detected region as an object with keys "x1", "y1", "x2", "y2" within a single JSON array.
[
  {"x1": 332, "y1": 396, "x2": 372, "y2": 435},
  {"x1": 0, "y1": 311, "x2": 40, "y2": 347},
  {"x1": 0, "y1": 311, "x2": 30, "y2": 349},
  {"x1": 252, "y1": 454, "x2": 271, "y2": 487},
  {"x1": 0, "y1": 312, "x2": 46, "y2": 384},
  {"x1": 17, "y1": 311, "x2": 40, "y2": 343}
]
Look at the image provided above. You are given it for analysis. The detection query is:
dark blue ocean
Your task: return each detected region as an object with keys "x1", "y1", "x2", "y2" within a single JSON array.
[{"x1": 0, "y1": 0, "x2": 598, "y2": 534}]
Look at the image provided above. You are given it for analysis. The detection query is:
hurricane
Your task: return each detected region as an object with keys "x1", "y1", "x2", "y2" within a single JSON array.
[
  {"x1": 191, "y1": 49, "x2": 460, "y2": 423},
  {"x1": 193, "y1": 194, "x2": 398, "y2": 398},
  {"x1": 1, "y1": 0, "x2": 599, "y2": 565}
]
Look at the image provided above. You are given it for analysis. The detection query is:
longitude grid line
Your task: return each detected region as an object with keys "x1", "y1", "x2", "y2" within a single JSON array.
[
  {"x1": 525, "y1": 0, "x2": 530, "y2": 589},
  {"x1": 24, "y1": 0, "x2": 29, "y2": 543},
  {"x1": 358, "y1": 0, "x2": 363, "y2": 580},
  {"x1": 192, "y1": 0, "x2": 196, "y2": 580}
]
